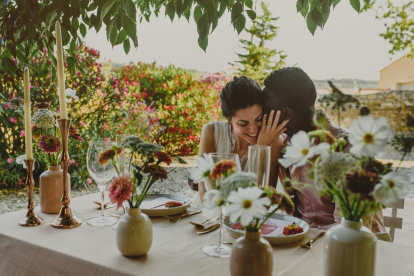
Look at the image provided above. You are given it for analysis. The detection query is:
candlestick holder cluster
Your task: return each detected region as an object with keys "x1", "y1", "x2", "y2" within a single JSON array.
[
  {"x1": 18, "y1": 160, "x2": 44, "y2": 227},
  {"x1": 51, "y1": 119, "x2": 82, "y2": 229}
]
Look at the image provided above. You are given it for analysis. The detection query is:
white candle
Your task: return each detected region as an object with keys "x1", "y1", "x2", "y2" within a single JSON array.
[
  {"x1": 24, "y1": 67, "x2": 33, "y2": 160},
  {"x1": 55, "y1": 21, "x2": 68, "y2": 119}
]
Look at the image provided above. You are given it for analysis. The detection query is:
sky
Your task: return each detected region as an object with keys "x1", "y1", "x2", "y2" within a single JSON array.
[{"x1": 84, "y1": 0, "x2": 411, "y2": 81}]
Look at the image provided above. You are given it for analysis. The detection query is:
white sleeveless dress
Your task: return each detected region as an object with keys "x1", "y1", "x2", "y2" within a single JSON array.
[{"x1": 191, "y1": 121, "x2": 248, "y2": 208}]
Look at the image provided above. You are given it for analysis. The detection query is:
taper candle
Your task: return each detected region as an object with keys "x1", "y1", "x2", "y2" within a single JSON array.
[
  {"x1": 23, "y1": 67, "x2": 33, "y2": 160},
  {"x1": 55, "y1": 21, "x2": 68, "y2": 119}
]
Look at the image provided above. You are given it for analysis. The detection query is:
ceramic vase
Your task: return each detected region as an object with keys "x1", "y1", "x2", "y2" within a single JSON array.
[
  {"x1": 324, "y1": 217, "x2": 376, "y2": 276},
  {"x1": 40, "y1": 166, "x2": 70, "y2": 214},
  {"x1": 116, "y1": 208, "x2": 153, "y2": 257},
  {"x1": 230, "y1": 230, "x2": 273, "y2": 276}
]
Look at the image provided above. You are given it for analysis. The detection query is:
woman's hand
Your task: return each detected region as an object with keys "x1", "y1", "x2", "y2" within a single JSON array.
[{"x1": 257, "y1": 110, "x2": 289, "y2": 146}]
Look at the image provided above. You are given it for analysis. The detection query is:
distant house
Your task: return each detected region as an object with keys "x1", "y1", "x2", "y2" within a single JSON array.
[{"x1": 378, "y1": 54, "x2": 414, "y2": 90}]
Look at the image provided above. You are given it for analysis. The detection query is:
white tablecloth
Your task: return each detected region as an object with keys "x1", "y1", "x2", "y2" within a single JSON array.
[{"x1": 0, "y1": 193, "x2": 413, "y2": 276}]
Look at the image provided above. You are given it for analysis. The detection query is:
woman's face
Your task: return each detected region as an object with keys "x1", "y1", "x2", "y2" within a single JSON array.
[{"x1": 230, "y1": 104, "x2": 263, "y2": 145}]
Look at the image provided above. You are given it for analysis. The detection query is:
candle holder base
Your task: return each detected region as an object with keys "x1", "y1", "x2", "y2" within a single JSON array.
[
  {"x1": 51, "y1": 206, "x2": 82, "y2": 229},
  {"x1": 18, "y1": 210, "x2": 44, "y2": 227}
]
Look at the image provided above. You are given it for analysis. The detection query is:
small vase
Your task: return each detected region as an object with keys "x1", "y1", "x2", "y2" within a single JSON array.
[
  {"x1": 40, "y1": 166, "x2": 70, "y2": 214},
  {"x1": 230, "y1": 230, "x2": 273, "y2": 276},
  {"x1": 116, "y1": 208, "x2": 153, "y2": 257},
  {"x1": 324, "y1": 217, "x2": 376, "y2": 276}
]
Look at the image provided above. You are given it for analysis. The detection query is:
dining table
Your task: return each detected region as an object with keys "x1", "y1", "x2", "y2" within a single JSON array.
[{"x1": 0, "y1": 192, "x2": 413, "y2": 276}]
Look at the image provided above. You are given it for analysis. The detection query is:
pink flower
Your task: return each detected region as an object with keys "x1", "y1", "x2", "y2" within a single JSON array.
[
  {"x1": 102, "y1": 93, "x2": 107, "y2": 98},
  {"x1": 9, "y1": 117, "x2": 17, "y2": 124},
  {"x1": 5, "y1": 103, "x2": 10, "y2": 109},
  {"x1": 21, "y1": 130, "x2": 25, "y2": 137},
  {"x1": 108, "y1": 173, "x2": 133, "y2": 209},
  {"x1": 69, "y1": 159, "x2": 75, "y2": 164},
  {"x1": 76, "y1": 71, "x2": 81, "y2": 77},
  {"x1": 104, "y1": 137, "x2": 110, "y2": 142},
  {"x1": 87, "y1": 178, "x2": 92, "y2": 184},
  {"x1": 79, "y1": 121, "x2": 85, "y2": 127},
  {"x1": 7, "y1": 158, "x2": 13, "y2": 164}
]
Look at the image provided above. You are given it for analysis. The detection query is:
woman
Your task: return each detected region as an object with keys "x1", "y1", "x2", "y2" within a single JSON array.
[{"x1": 191, "y1": 76, "x2": 289, "y2": 208}]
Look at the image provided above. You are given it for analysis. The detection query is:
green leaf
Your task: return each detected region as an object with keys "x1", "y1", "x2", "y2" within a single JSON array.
[
  {"x1": 194, "y1": 6, "x2": 202, "y2": 23},
  {"x1": 123, "y1": 38, "x2": 131, "y2": 54},
  {"x1": 79, "y1": 23, "x2": 87, "y2": 37},
  {"x1": 45, "y1": 10, "x2": 58, "y2": 30},
  {"x1": 183, "y1": 6, "x2": 191, "y2": 21},
  {"x1": 311, "y1": 8, "x2": 323, "y2": 27},
  {"x1": 299, "y1": 0, "x2": 309, "y2": 18},
  {"x1": 16, "y1": 50, "x2": 28, "y2": 65},
  {"x1": 198, "y1": 36, "x2": 208, "y2": 52},
  {"x1": 2, "y1": 57, "x2": 17, "y2": 74},
  {"x1": 246, "y1": 10, "x2": 256, "y2": 20},
  {"x1": 69, "y1": 40, "x2": 76, "y2": 52},
  {"x1": 197, "y1": 16, "x2": 209, "y2": 40},
  {"x1": 123, "y1": 0, "x2": 137, "y2": 20},
  {"x1": 218, "y1": 1, "x2": 226, "y2": 18},
  {"x1": 101, "y1": 0, "x2": 117, "y2": 20},
  {"x1": 321, "y1": 1, "x2": 330, "y2": 26},
  {"x1": 121, "y1": 14, "x2": 138, "y2": 47},
  {"x1": 211, "y1": 10, "x2": 219, "y2": 32},
  {"x1": 306, "y1": 13, "x2": 317, "y2": 35},
  {"x1": 115, "y1": 29, "x2": 127, "y2": 45},
  {"x1": 231, "y1": 3, "x2": 243, "y2": 23},
  {"x1": 109, "y1": 24, "x2": 118, "y2": 45},
  {"x1": 235, "y1": 14, "x2": 246, "y2": 34},
  {"x1": 165, "y1": 1, "x2": 175, "y2": 21},
  {"x1": 349, "y1": 0, "x2": 360, "y2": 13},
  {"x1": 67, "y1": 56, "x2": 75, "y2": 73},
  {"x1": 244, "y1": 0, "x2": 253, "y2": 9},
  {"x1": 333, "y1": 0, "x2": 341, "y2": 9}
]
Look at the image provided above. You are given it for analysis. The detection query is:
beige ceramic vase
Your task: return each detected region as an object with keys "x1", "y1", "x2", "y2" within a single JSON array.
[
  {"x1": 230, "y1": 230, "x2": 273, "y2": 276},
  {"x1": 116, "y1": 208, "x2": 153, "y2": 257},
  {"x1": 324, "y1": 218, "x2": 376, "y2": 276},
  {"x1": 40, "y1": 166, "x2": 70, "y2": 214}
]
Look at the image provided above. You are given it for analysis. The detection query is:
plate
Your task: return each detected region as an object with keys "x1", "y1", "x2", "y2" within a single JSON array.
[
  {"x1": 224, "y1": 212, "x2": 310, "y2": 245},
  {"x1": 140, "y1": 194, "x2": 191, "y2": 217}
]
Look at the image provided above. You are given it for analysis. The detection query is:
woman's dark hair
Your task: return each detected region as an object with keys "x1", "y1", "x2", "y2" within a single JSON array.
[
  {"x1": 220, "y1": 76, "x2": 262, "y2": 120},
  {"x1": 263, "y1": 67, "x2": 316, "y2": 116}
]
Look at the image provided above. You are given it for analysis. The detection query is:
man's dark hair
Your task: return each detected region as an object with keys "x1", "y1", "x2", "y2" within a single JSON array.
[
  {"x1": 220, "y1": 76, "x2": 262, "y2": 120},
  {"x1": 263, "y1": 67, "x2": 316, "y2": 116}
]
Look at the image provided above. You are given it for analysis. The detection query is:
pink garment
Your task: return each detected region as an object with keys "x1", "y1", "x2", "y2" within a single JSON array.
[{"x1": 279, "y1": 110, "x2": 386, "y2": 233}]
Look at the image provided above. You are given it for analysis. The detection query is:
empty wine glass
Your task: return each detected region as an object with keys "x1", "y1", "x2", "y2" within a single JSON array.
[
  {"x1": 87, "y1": 141, "x2": 117, "y2": 227},
  {"x1": 202, "y1": 152, "x2": 241, "y2": 258},
  {"x1": 247, "y1": 145, "x2": 271, "y2": 188}
]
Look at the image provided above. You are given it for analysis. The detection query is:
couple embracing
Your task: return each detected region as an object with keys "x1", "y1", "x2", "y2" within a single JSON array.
[{"x1": 192, "y1": 67, "x2": 385, "y2": 233}]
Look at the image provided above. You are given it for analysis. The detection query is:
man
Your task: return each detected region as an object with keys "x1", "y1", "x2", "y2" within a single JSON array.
[{"x1": 262, "y1": 67, "x2": 385, "y2": 232}]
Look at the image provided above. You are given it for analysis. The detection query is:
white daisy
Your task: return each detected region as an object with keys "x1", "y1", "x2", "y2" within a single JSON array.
[
  {"x1": 278, "y1": 131, "x2": 330, "y2": 173},
  {"x1": 349, "y1": 115, "x2": 394, "y2": 158},
  {"x1": 371, "y1": 172, "x2": 411, "y2": 206},
  {"x1": 226, "y1": 186, "x2": 271, "y2": 226},
  {"x1": 202, "y1": 190, "x2": 223, "y2": 220},
  {"x1": 65, "y1": 88, "x2": 79, "y2": 103},
  {"x1": 187, "y1": 153, "x2": 214, "y2": 183}
]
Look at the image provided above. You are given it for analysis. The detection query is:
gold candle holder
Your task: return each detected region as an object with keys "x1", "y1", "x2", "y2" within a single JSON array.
[
  {"x1": 18, "y1": 159, "x2": 44, "y2": 227},
  {"x1": 51, "y1": 119, "x2": 82, "y2": 229}
]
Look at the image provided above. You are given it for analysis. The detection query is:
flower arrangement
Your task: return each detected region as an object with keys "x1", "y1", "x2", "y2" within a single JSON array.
[
  {"x1": 279, "y1": 106, "x2": 412, "y2": 222},
  {"x1": 105, "y1": 135, "x2": 186, "y2": 209},
  {"x1": 189, "y1": 154, "x2": 294, "y2": 232}
]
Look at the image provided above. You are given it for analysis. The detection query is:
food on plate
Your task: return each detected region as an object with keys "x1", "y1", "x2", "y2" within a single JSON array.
[
  {"x1": 164, "y1": 201, "x2": 183, "y2": 208},
  {"x1": 283, "y1": 224, "x2": 304, "y2": 235}
]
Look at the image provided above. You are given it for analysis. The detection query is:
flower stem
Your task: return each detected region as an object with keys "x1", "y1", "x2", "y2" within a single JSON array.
[{"x1": 396, "y1": 151, "x2": 407, "y2": 172}]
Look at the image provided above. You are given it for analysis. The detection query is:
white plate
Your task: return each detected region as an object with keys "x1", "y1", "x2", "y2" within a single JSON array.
[
  {"x1": 224, "y1": 212, "x2": 310, "y2": 245},
  {"x1": 140, "y1": 194, "x2": 191, "y2": 217}
]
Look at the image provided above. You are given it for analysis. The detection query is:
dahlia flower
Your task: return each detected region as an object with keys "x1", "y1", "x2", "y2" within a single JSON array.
[
  {"x1": 109, "y1": 172, "x2": 133, "y2": 209},
  {"x1": 39, "y1": 135, "x2": 61, "y2": 153}
]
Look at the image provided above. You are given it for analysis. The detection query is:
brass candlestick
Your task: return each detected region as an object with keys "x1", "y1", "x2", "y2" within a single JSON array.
[
  {"x1": 51, "y1": 119, "x2": 82, "y2": 229},
  {"x1": 18, "y1": 159, "x2": 44, "y2": 227}
]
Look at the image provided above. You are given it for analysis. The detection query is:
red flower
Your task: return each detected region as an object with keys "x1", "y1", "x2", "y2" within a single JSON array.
[
  {"x1": 39, "y1": 135, "x2": 61, "y2": 153},
  {"x1": 143, "y1": 165, "x2": 168, "y2": 181},
  {"x1": 154, "y1": 152, "x2": 172, "y2": 165},
  {"x1": 109, "y1": 173, "x2": 133, "y2": 209}
]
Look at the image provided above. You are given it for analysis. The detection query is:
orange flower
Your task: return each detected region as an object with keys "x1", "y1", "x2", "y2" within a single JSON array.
[
  {"x1": 210, "y1": 160, "x2": 236, "y2": 180},
  {"x1": 154, "y1": 151, "x2": 172, "y2": 165},
  {"x1": 98, "y1": 147, "x2": 122, "y2": 165},
  {"x1": 143, "y1": 165, "x2": 168, "y2": 181}
]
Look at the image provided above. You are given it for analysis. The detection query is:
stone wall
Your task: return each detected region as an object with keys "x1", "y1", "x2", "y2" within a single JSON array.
[{"x1": 316, "y1": 90, "x2": 414, "y2": 132}]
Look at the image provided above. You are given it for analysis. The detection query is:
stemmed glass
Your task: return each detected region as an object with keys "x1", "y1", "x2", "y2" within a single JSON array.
[
  {"x1": 87, "y1": 141, "x2": 118, "y2": 226},
  {"x1": 247, "y1": 145, "x2": 271, "y2": 188},
  {"x1": 203, "y1": 152, "x2": 241, "y2": 258}
]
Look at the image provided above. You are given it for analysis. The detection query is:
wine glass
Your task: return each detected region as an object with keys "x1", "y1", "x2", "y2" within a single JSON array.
[
  {"x1": 247, "y1": 145, "x2": 271, "y2": 188},
  {"x1": 87, "y1": 141, "x2": 118, "y2": 227},
  {"x1": 202, "y1": 152, "x2": 241, "y2": 258}
]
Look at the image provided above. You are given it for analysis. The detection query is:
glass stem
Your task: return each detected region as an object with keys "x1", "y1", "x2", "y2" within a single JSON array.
[
  {"x1": 99, "y1": 186, "x2": 105, "y2": 218},
  {"x1": 218, "y1": 206, "x2": 223, "y2": 248}
]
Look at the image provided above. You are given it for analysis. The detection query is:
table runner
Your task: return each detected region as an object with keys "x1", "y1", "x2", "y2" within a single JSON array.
[{"x1": 0, "y1": 193, "x2": 413, "y2": 276}]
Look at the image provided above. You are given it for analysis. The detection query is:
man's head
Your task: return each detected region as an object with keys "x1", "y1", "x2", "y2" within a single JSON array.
[{"x1": 263, "y1": 67, "x2": 317, "y2": 137}]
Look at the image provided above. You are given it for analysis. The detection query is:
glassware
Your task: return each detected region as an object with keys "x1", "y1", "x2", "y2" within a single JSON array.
[
  {"x1": 87, "y1": 141, "x2": 117, "y2": 226},
  {"x1": 202, "y1": 152, "x2": 241, "y2": 258},
  {"x1": 247, "y1": 145, "x2": 271, "y2": 188}
]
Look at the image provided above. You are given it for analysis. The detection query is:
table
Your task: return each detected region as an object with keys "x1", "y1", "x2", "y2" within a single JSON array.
[{"x1": 1, "y1": 193, "x2": 413, "y2": 276}]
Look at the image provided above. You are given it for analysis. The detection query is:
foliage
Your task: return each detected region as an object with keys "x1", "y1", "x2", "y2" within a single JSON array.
[
  {"x1": 376, "y1": 1, "x2": 414, "y2": 56},
  {"x1": 0, "y1": 0, "x2": 378, "y2": 77},
  {"x1": 231, "y1": 2, "x2": 286, "y2": 85}
]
